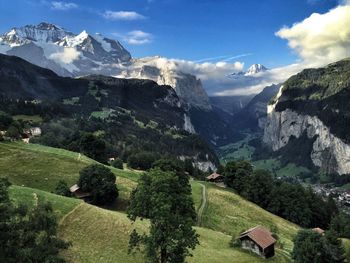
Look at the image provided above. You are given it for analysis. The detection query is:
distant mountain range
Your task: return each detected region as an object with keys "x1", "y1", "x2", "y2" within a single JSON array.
[
  {"x1": 0, "y1": 22, "x2": 239, "y2": 146},
  {"x1": 0, "y1": 22, "x2": 210, "y2": 110}
]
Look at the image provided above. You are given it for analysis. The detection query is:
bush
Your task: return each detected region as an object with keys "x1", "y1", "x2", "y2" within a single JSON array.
[
  {"x1": 127, "y1": 152, "x2": 159, "y2": 170},
  {"x1": 111, "y1": 158, "x2": 123, "y2": 169},
  {"x1": 229, "y1": 236, "x2": 241, "y2": 248},
  {"x1": 78, "y1": 164, "x2": 118, "y2": 205},
  {"x1": 54, "y1": 180, "x2": 71, "y2": 197}
]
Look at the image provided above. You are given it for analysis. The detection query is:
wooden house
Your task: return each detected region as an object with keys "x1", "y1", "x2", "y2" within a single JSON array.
[
  {"x1": 238, "y1": 226, "x2": 276, "y2": 259},
  {"x1": 70, "y1": 184, "x2": 92, "y2": 201},
  {"x1": 206, "y1": 173, "x2": 223, "y2": 183}
]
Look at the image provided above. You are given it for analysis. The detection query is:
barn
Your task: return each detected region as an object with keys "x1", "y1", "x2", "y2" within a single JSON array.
[
  {"x1": 206, "y1": 173, "x2": 223, "y2": 183},
  {"x1": 70, "y1": 184, "x2": 92, "y2": 202},
  {"x1": 238, "y1": 226, "x2": 276, "y2": 259}
]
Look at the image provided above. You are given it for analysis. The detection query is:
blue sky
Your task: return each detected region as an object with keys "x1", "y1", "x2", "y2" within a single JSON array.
[{"x1": 0, "y1": 0, "x2": 339, "y2": 69}]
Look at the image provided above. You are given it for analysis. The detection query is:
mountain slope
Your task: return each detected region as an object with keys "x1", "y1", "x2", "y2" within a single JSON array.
[
  {"x1": 232, "y1": 84, "x2": 281, "y2": 131},
  {"x1": 264, "y1": 58, "x2": 350, "y2": 175},
  {"x1": 0, "y1": 24, "x2": 232, "y2": 146}
]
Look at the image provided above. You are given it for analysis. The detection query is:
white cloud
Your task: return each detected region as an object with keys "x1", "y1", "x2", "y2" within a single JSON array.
[
  {"x1": 51, "y1": 1, "x2": 78, "y2": 10},
  {"x1": 276, "y1": 3, "x2": 350, "y2": 67},
  {"x1": 113, "y1": 31, "x2": 153, "y2": 45},
  {"x1": 49, "y1": 47, "x2": 80, "y2": 64},
  {"x1": 103, "y1": 11, "x2": 146, "y2": 21},
  {"x1": 213, "y1": 1, "x2": 350, "y2": 96}
]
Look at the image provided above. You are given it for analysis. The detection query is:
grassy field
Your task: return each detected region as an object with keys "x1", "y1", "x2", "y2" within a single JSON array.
[
  {"x1": 5, "y1": 141, "x2": 350, "y2": 262},
  {"x1": 0, "y1": 142, "x2": 139, "y2": 210},
  {"x1": 59, "y1": 202, "x2": 292, "y2": 263},
  {"x1": 199, "y1": 182, "x2": 299, "y2": 254},
  {"x1": 9, "y1": 185, "x2": 81, "y2": 220},
  {"x1": 344, "y1": 239, "x2": 350, "y2": 261}
]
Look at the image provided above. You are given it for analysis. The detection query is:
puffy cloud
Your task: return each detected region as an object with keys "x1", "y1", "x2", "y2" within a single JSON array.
[
  {"x1": 103, "y1": 11, "x2": 146, "y2": 21},
  {"x1": 213, "y1": 63, "x2": 303, "y2": 96},
  {"x1": 49, "y1": 47, "x2": 80, "y2": 64},
  {"x1": 276, "y1": 3, "x2": 350, "y2": 66},
  {"x1": 214, "y1": 2, "x2": 350, "y2": 97},
  {"x1": 51, "y1": 1, "x2": 78, "y2": 10},
  {"x1": 144, "y1": 57, "x2": 244, "y2": 81}
]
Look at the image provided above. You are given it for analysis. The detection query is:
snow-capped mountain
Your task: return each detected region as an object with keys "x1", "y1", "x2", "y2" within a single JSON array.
[
  {"x1": 229, "y1": 63, "x2": 268, "y2": 78},
  {"x1": 245, "y1": 64, "x2": 268, "y2": 75},
  {"x1": 0, "y1": 22, "x2": 212, "y2": 110},
  {"x1": 0, "y1": 22, "x2": 131, "y2": 76}
]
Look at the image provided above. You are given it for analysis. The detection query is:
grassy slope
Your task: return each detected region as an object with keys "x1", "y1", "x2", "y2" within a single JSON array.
[
  {"x1": 9, "y1": 185, "x2": 81, "y2": 220},
  {"x1": 198, "y1": 182, "x2": 299, "y2": 253},
  {"x1": 344, "y1": 239, "x2": 350, "y2": 261},
  {"x1": 59, "y1": 202, "x2": 291, "y2": 263},
  {"x1": 0, "y1": 142, "x2": 138, "y2": 207},
  {"x1": 10, "y1": 142, "x2": 350, "y2": 262}
]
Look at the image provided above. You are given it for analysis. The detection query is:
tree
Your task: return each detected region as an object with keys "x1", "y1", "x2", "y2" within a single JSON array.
[
  {"x1": 111, "y1": 158, "x2": 124, "y2": 169},
  {"x1": 0, "y1": 178, "x2": 69, "y2": 262},
  {"x1": 6, "y1": 125, "x2": 21, "y2": 139},
  {"x1": 243, "y1": 169, "x2": 274, "y2": 207},
  {"x1": 0, "y1": 111, "x2": 13, "y2": 130},
  {"x1": 223, "y1": 160, "x2": 253, "y2": 189},
  {"x1": 78, "y1": 164, "x2": 118, "y2": 205},
  {"x1": 292, "y1": 229, "x2": 345, "y2": 263},
  {"x1": 127, "y1": 169, "x2": 199, "y2": 263},
  {"x1": 54, "y1": 180, "x2": 71, "y2": 197},
  {"x1": 127, "y1": 152, "x2": 159, "y2": 170},
  {"x1": 330, "y1": 213, "x2": 350, "y2": 238},
  {"x1": 80, "y1": 133, "x2": 107, "y2": 163}
]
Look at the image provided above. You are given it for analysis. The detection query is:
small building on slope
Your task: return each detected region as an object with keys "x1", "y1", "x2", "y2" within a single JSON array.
[
  {"x1": 206, "y1": 172, "x2": 223, "y2": 183},
  {"x1": 70, "y1": 184, "x2": 92, "y2": 202},
  {"x1": 238, "y1": 226, "x2": 276, "y2": 259}
]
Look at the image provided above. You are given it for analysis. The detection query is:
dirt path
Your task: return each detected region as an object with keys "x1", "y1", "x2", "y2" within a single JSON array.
[{"x1": 197, "y1": 183, "x2": 207, "y2": 226}]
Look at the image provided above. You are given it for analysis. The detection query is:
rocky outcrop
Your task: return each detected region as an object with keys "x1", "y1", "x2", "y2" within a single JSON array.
[
  {"x1": 264, "y1": 86, "x2": 350, "y2": 175},
  {"x1": 118, "y1": 57, "x2": 212, "y2": 110}
]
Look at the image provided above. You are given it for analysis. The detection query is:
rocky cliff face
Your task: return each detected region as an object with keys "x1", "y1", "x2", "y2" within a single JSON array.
[
  {"x1": 117, "y1": 57, "x2": 212, "y2": 110},
  {"x1": 264, "y1": 108, "x2": 350, "y2": 175},
  {"x1": 232, "y1": 84, "x2": 281, "y2": 131},
  {"x1": 264, "y1": 59, "x2": 350, "y2": 175}
]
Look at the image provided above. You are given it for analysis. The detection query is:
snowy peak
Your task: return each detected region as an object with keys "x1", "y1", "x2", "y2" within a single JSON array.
[
  {"x1": 229, "y1": 63, "x2": 268, "y2": 78},
  {"x1": 245, "y1": 64, "x2": 268, "y2": 75},
  {"x1": 0, "y1": 22, "x2": 72, "y2": 45}
]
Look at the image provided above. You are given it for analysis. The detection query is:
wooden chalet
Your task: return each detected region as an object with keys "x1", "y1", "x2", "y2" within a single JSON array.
[
  {"x1": 206, "y1": 173, "x2": 223, "y2": 183},
  {"x1": 70, "y1": 184, "x2": 92, "y2": 201},
  {"x1": 238, "y1": 226, "x2": 276, "y2": 259}
]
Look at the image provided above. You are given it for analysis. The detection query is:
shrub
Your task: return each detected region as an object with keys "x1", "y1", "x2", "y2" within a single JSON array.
[
  {"x1": 54, "y1": 180, "x2": 71, "y2": 197},
  {"x1": 78, "y1": 164, "x2": 118, "y2": 205},
  {"x1": 111, "y1": 158, "x2": 123, "y2": 169}
]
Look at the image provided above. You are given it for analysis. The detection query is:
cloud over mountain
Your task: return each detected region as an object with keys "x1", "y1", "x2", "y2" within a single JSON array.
[
  {"x1": 276, "y1": 2, "x2": 350, "y2": 66},
  {"x1": 103, "y1": 11, "x2": 146, "y2": 21}
]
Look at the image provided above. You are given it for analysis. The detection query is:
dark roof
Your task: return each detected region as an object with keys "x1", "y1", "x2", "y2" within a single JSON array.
[
  {"x1": 239, "y1": 226, "x2": 276, "y2": 249},
  {"x1": 206, "y1": 173, "x2": 222, "y2": 180}
]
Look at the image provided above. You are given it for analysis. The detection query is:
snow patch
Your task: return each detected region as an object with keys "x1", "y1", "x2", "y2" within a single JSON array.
[{"x1": 94, "y1": 33, "x2": 112, "y2": 52}]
